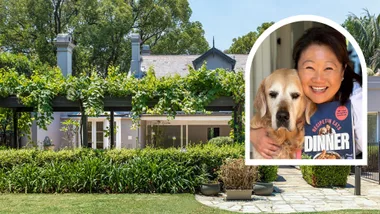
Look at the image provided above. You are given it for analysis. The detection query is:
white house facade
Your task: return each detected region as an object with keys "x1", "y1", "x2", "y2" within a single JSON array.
[{"x1": 28, "y1": 34, "x2": 247, "y2": 150}]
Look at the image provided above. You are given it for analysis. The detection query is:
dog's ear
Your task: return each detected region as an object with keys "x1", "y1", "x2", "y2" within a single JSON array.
[
  {"x1": 253, "y1": 79, "x2": 267, "y2": 118},
  {"x1": 305, "y1": 97, "x2": 317, "y2": 124}
]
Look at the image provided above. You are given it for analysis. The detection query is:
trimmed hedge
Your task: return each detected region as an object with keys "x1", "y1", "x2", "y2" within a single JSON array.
[
  {"x1": 300, "y1": 165, "x2": 351, "y2": 187},
  {"x1": 258, "y1": 166, "x2": 278, "y2": 182},
  {"x1": 0, "y1": 143, "x2": 244, "y2": 193},
  {"x1": 208, "y1": 136, "x2": 233, "y2": 147}
]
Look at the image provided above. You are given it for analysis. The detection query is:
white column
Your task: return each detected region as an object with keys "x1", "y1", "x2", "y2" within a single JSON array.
[
  {"x1": 92, "y1": 122, "x2": 96, "y2": 149},
  {"x1": 116, "y1": 120, "x2": 122, "y2": 149},
  {"x1": 186, "y1": 124, "x2": 189, "y2": 147},
  {"x1": 180, "y1": 125, "x2": 183, "y2": 148}
]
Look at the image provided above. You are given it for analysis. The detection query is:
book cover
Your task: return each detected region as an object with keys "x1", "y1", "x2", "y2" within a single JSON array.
[{"x1": 303, "y1": 101, "x2": 355, "y2": 159}]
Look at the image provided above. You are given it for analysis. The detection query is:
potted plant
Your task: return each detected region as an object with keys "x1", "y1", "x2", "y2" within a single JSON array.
[
  {"x1": 253, "y1": 166, "x2": 277, "y2": 196},
  {"x1": 218, "y1": 158, "x2": 258, "y2": 200},
  {"x1": 43, "y1": 136, "x2": 55, "y2": 151},
  {"x1": 200, "y1": 179, "x2": 221, "y2": 196}
]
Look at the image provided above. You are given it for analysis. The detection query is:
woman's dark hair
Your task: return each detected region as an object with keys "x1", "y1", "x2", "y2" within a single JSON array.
[
  {"x1": 293, "y1": 26, "x2": 362, "y2": 105},
  {"x1": 325, "y1": 123, "x2": 332, "y2": 134}
]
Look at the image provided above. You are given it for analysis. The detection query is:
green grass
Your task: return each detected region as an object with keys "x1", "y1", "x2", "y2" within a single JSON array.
[
  {"x1": 0, "y1": 193, "x2": 379, "y2": 214},
  {"x1": 0, "y1": 193, "x2": 232, "y2": 214}
]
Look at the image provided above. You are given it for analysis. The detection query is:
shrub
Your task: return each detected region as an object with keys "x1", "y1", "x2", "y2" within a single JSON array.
[
  {"x1": 258, "y1": 166, "x2": 278, "y2": 182},
  {"x1": 218, "y1": 158, "x2": 258, "y2": 190},
  {"x1": 362, "y1": 145, "x2": 379, "y2": 172},
  {"x1": 300, "y1": 165, "x2": 351, "y2": 187},
  {"x1": 208, "y1": 136, "x2": 233, "y2": 147},
  {"x1": 0, "y1": 143, "x2": 244, "y2": 193}
]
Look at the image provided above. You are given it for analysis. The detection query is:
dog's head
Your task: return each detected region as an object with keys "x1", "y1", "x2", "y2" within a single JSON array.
[
  {"x1": 319, "y1": 127, "x2": 327, "y2": 135},
  {"x1": 254, "y1": 69, "x2": 316, "y2": 131}
]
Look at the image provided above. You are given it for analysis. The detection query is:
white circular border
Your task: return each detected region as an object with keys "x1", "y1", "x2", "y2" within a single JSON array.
[{"x1": 244, "y1": 15, "x2": 368, "y2": 166}]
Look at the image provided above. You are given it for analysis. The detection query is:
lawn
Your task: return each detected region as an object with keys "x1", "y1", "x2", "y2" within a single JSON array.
[
  {"x1": 0, "y1": 193, "x2": 232, "y2": 214},
  {"x1": 0, "y1": 193, "x2": 379, "y2": 214}
]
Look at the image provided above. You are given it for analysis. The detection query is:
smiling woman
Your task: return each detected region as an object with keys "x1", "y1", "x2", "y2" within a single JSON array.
[
  {"x1": 297, "y1": 44, "x2": 344, "y2": 103},
  {"x1": 246, "y1": 17, "x2": 366, "y2": 164},
  {"x1": 293, "y1": 26, "x2": 362, "y2": 105}
]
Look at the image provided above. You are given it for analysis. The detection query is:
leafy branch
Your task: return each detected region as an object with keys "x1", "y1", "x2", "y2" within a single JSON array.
[{"x1": 0, "y1": 54, "x2": 245, "y2": 142}]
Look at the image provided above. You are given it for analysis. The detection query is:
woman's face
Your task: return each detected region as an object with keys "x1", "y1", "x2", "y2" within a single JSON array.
[{"x1": 298, "y1": 44, "x2": 344, "y2": 104}]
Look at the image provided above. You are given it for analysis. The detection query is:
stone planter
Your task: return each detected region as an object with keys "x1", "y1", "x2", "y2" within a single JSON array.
[
  {"x1": 253, "y1": 182, "x2": 273, "y2": 196},
  {"x1": 43, "y1": 145, "x2": 55, "y2": 151},
  {"x1": 225, "y1": 189, "x2": 252, "y2": 200},
  {"x1": 200, "y1": 183, "x2": 220, "y2": 196}
]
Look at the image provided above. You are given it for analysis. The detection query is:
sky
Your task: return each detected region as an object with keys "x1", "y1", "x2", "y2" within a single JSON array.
[{"x1": 188, "y1": 0, "x2": 380, "y2": 51}]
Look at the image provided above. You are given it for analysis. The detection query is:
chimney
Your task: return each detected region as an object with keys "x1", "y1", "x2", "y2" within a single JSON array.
[
  {"x1": 141, "y1": 44, "x2": 151, "y2": 56},
  {"x1": 54, "y1": 34, "x2": 75, "y2": 76},
  {"x1": 130, "y1": 33, "x2": 142, "y2": 78}
]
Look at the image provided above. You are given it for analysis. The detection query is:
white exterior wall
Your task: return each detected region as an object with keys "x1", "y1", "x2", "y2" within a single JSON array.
[
  {"x1": 120, "y1": 119, "x2": 138, "y2": 149},
  {"x1": 36, "y1": 112, "x2": 62, "y2": 149},
  {"x1": 188, "y1": 125, "x2": 230, "y2": 144},
  {"x1": 368, "y1": 76, "x2": 380, "y2": 143}
]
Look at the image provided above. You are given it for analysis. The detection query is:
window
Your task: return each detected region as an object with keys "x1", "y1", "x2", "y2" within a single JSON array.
[
  {"x1": 368, "y1": 113, "x2": 378, "y2": 143},
  {"x1": 87, "y1": 122, "x2": 92, "y2": 148},
  {"x1": 207, "y1": 127, "x2": 220, "y2": 140},
  {"x1": 96, "y1": 121, "x2": 104, "y2": 149}
]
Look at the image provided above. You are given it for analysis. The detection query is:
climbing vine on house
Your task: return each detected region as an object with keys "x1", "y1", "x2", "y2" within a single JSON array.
[{"x1": 0, "y1": 53, "x2": 245, "y2": 146}]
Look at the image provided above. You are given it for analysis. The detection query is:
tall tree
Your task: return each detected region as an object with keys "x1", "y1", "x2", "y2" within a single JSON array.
[
  {"x1": 0, "y1": 0, "x2": 77, "y2": 66},
  {"x1": 71, "y1": 0, "x2": 133, "y2": 74},
  {"x1": 0, "y1": 0, "x2": 207, "y2": 74},
  {"x1": 226, "y1": 22, "x2": 274, "y2": 54},
  {"x1": 150, "y1": 21, "x2": 209, "y2": 55},
  {"x1": 343, "y1": 9, "x2": 380, "y2": 72}
]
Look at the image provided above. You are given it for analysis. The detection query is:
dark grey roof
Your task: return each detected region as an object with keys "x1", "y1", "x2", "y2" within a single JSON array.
[
  {"x1": 141, "y1": 54, "x2": 247, "y2": 78},
  {"x1": 192, "y1": 47, "x2": 236, "y2": 69}
]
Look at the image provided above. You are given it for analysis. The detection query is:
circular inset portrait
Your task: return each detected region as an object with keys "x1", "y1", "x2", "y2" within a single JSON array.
[{"x1": 245, "y1": 15, "x2": 367, "y2": 166}]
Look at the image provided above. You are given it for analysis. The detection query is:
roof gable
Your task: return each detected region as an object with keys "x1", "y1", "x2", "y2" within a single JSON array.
[{"x1": 192, "y1": 47, "x2": 236, "y2": 70}]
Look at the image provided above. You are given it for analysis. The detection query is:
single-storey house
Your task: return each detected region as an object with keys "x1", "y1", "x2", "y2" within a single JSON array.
[{"x1": 30, "y1": 34, "x2": 248, "y2": 150}]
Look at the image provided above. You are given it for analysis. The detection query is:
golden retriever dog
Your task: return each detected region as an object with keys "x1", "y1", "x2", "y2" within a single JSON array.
[
  {"x1": 251, "y1": 69, "x2": 316, "y2": 159},
  {"x1": 318, "y1": 127, "x2": 327, "y2": 135}
]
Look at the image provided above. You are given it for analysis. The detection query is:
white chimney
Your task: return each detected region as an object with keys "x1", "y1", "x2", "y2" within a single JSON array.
[
  {"x1": 54, "y1": 34, "x2": 75, "y2": 76},
  {"x1": 130, "y1": 34, "x2": 142, "y2": 78}
]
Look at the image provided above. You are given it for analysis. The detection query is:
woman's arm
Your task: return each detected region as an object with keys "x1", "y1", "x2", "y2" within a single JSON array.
[
  {"x1": 351, "y1": 85, "x2": 362, "y2": 155},
  {"x1": 250, "y1": 127, "x2": 281, "y2": 159}
]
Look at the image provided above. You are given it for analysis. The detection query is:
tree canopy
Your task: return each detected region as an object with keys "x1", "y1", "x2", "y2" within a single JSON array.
[
  {"x1": 150, "y1": 21, "x2": 209, "y2": 55},
  {"x1": 343, "y1": 9, "x2": 380, "y2": 73},
  {"x1": 226, "y1": 22, "x2": 274, "y2": 54},
  {"x1": 0, "y1": 0, "x2": 208, "y2": 75}
]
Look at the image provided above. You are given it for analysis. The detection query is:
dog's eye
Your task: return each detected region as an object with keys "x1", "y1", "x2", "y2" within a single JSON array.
[
  {"x1": 291, "y1": 93, "x2": 300, "y2": 99},
  {"x1": 269, "y1": 91, "x2": 278, "y2": 98}
]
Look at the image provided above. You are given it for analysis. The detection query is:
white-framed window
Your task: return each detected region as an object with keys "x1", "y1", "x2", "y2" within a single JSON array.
[
  {"x1": 87, "y1": 121, "x2": 93, "y2": 148},
  {"x1": 368, "y1": 112, "x2": 378, "y2": 143},
  {"x1": 96, "y1": 121, "x2": 104, "y2": 149}
]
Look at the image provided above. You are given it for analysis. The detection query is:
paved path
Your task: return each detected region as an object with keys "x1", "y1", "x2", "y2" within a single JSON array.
[{"x1": 196, "y1": 166, "x2": 380, "y2": 213}]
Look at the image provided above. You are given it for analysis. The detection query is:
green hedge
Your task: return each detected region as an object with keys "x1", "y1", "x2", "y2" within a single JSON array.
[
  {"x1": 0, "y1": 143, "x2": 244, "y2": 193},
  {"x1": 300, "y1": 166, "x2": 351, "y2": 187},
  {"x1": 258, "y1": 166, "x2": 278, "y2": 182},
  {"x1": 208, "y1": 136, "x2": 233, "y2": 147}
]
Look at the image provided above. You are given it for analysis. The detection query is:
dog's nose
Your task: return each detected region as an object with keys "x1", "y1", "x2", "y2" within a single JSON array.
[{"x1": 276, "y1": 110, "x2": 289, "y2": 123}]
